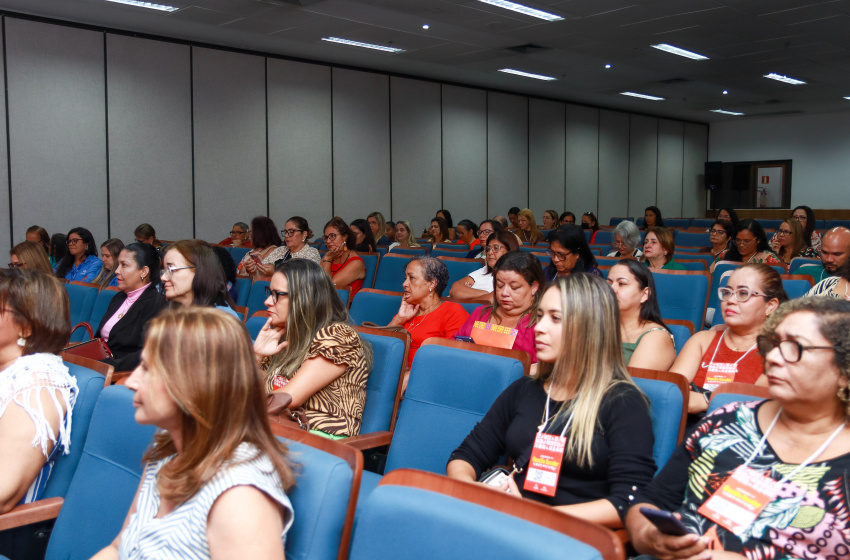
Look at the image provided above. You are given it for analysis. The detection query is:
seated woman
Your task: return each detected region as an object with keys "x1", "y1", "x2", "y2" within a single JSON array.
[
  {"x1": 426, "y1": 216, "x2": 451, "y2": 247},
  {"x1": 770, "y1": 205, "x2": 821, "y2": 254},
  {"x1": 542, "y1": 209, "x2": 559, "y2": 231},
  {"x1": 388, "y1": 220, "x2": 421, "y2": 252},
  {"x1": 627, "y1": 296, "x2": 850, "y2": 560},
  {"x1": 238, "y1": 216, "x2": 287, "y2": 280},
  {"x1": 670, "y1": 264, "x2": 787, "y2": 415},
  {"x1": 8, "y1": 241, "x2": 53, "y2": 274},
  {"x1": 642, "y1": 227, "x2": 685, "y2": 270},
  {"x1": 774, "y1": 218, "x2": 819, "y2": 270},
  {"x1": 218, "y1": 221, "x2": 252, "y2": 248},
  {"x1": 25, "y1": 226, "x2": 50, "y2": 253},
  {"x1": 642, "y1": 205, "x2": 665, "y2": 230},
  {"x1": 320, "y1": 217, "x2": 366, "y2": 298},
  {"x1": 447, "y1": 274, "x2": 656, "y2": 527},
  {"x1": 349, "y1": 218, "x2": 376, "y2": 254},
  {"x1": 560, "y1": 211, "x2": 576, "y2": 225},
  {"x1": 93, "y1": 307, "x2": 294, "y2": 559},
  {"x1": 437, "y1": 209, "x2": 457, "y2": 241},
  {"x1": 54, "y1": 227, "x2": 103, "y2": 282},
  {"x1": 717, "y1": 207, "x2": 740, "y2": 228},
  {"x1": 384, "y1": 221, "x2": 396, "y2": 244},
  {"x1": 516, "y1": 209, "x2": 544, "y2": 245},
  {"x1": 94, "y1": 243, "x2": 166, "y2": 371},
  {"x1": 545, "y1": 224, "x2": 601, "y2": 281},
  {"x1": 607, "y1": 259, "x2": 675, "y2": 370},
  {"x1": 455, "y1": 251, "x2": 543, "y2": 368},
  {"x1": 698, "y1": 219, "x2": 733, "y2": 259},
  {"x1": 607, "y1": 220, "x2": 643, "y2": 259},
  {"x1": 48, "y1": 233, "x2": 66, "y2": 268},
  {"x1": 467, "y1": 220, "x2": 503, "y2": 259},
  {"x1": 449, "y1": 231, "x2": 518, "y2": 299},
  {"x1": 582, "y1": 212, "x2": 601, "y2": 244},
  {"x1": 368, "y1": 212, "x2": 392, "y2": 246},
  {"x1": 711, "y1": 219, "x2": 782, "y2": 273},
  {"x1": 0, "y1": 269, "x2": 76, "y2": 514},
  {"x1": 133, "y1": 223, "x2": 164, "y2": 249},
  {"x1": 254, "y1": 259, "x2": 373, "y2": 438},
  {"x1": 387, "y1": 257, "x2": 469, "y2": 372},
  {"x1": 278, "y1": 216, "x2": 321, "y2": 264},
  {"x1": 162, "y1": 240, "x2": 239, "y2": 317},
  {"x1": 91, "y1": 238, "x2": 124, "y2": 288}
]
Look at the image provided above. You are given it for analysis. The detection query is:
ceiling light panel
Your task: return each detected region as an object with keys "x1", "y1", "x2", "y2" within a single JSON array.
[
  {"x1": 764, "y1": 73, "x2": 806, "y2": 85},
  {"x1": 105, "y1": 0, "x2": 178, "y2": 11},
  {"x1": 620, "y1": 91, "x2": 664, "y2": 101},
  {"x1": 651, "y1": 43, "x2": 709, "y2": 60},
  {"x1": 477, "y1": 0, "x2": 564, "y2": 22},
  {"x1": 321, "y1": 37, "x2": 405, "y2": 53},
  {"x1": 498, "y1": 68, "x2": 557, "y2": 81},
  {"x1": 711, "y1": 109, "x2": 744, "y2": 116}
]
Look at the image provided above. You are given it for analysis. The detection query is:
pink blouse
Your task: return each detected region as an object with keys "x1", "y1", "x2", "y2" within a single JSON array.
[{"x1": 101, "y1": 284, "x2": 152, "y2": 342}]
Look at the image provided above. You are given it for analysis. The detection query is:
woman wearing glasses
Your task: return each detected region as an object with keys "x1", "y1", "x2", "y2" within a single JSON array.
[
  {"x1": 8, "y1": 241, "x2": 53, "y2": 274},
  {"x1": 628, "y1": 297, "x2": 850, "y2": 560},
  {"x1": 774, "y1": 218, "x2": 819, "y2": 270},
  {"x1": 217, "y1": 222, "x2": 252, "y2": 248},
  {"x1": 387, "y1": 220, "x2": 421, "y2": 253},
  {"x1": 54, "y1": 227, "x2": 103, "y2": 282},
  {"x1": 448, "y1": 231, "x2": 518, "y2": 299},
  {"x1": 254, "y1": 259, "x2": 372, "y2": 437},
  {"x1": 606, "y1": 220, "x2": 643, "y2": 259},
  {"x1": 546, "y1": 225, "x2": 601, "y2": 281},
  {"x1": 670, "y1": 264, "x2": 788, "y2": 415},
  {"x1": 710, "y1": 219, "x2": 782, "y2": 273},
  {"x1": 237, "y1": 217, "x2": 287, "y2": 280},
  {"x1": 278, "y1": 216, "x2": 320, "y2": 265},
  {"x1": 769, "y1": 205, "x2": 821, "y2": 254},
  {"x1": 698, "y1": 219, "x2": 733, "y2": 258},
  {"x1": 162, "y1": 240, "x2": 239, "y2": 317},
  {"x1": 320, "y1": 217, "x2": 366, "y2": 298}
]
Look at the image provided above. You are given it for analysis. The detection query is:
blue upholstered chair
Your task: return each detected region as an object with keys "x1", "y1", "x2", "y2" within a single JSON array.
[
  {"x1": 87, "y1": 287, "x2": 120, "y2": 334},
  {"x1": 245, "y1": 280, "x2": 270, "y2": 317},
  {"x1": 246, "y1": 315, "x2": 267, "y2": 340},
  {"x1": 372, "y1": 254, "x2": 411, "y2": 292},
  {"x1": 234, "y1": 277, "x2": 252, "y2": 307},
  {"x1": 348, "y1": 289, "x2": 403, "y2": 326},
  {"x1": 65, "y1": 283, "x2": 98, "y2": 342},
  {"x1": 781, "y1": 275, "x2": 814, "y2": 300},
  {"x1": 628, "y1": 367, "x2": 689, "y2": 470},
  {"x1": 230, "y1": 247, "x2": 250, "y2": 264},
  {"x1": 673, "y1": 231, "x2": 710, "y2": 248},
  {"x1": 351, "y1": 327, "x2": 409, "y2": 438},
  {"x1": 706, "y1": 382, "x2": 771, "y2": 414},
  {"x1": 664, "y1": 319, "x2": 694, "y2": 355},
  {"x1": 652, "y1": 270, "x2": 709, "y2": 332},
  {"x1": 429, "y1": 248, "x2": 469, "y2": 259},
  {"x1": 594, "y1": 230, "x2": 614, "y2": 246},
  {"x1": 691, "y1": 219, "x2": 715, "y2": 228},
  {"x1": 389, "y1": 247, "x2": 427, "y2": 257},
  {"x1": 675, "y1": 260, "x2": 707, "y2": 271},
  {"x1": 437, "y1": 257, "x2": 483, "y2": 291},
  {"x1": 359, "y1": 253, "x2": 379, "y2": 290},
  {"x1": 675, "y1": 252, "x2": 713, "y2": 270},
  {"x1": 788, "y1": 257, "x2": 821, "y2": 275},
  {"x1": 665, "y1": 218, "x2": 691, "y2": 228}
]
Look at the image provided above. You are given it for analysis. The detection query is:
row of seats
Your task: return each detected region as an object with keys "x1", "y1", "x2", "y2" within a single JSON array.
[{"x1": 610, "y1": 217, "x2": 850, "y2": 229}]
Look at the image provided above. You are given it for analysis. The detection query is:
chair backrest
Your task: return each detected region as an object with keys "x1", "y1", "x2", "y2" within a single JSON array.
[
  {"x1": 349, "y1": 469, "x2": 623, "y2": 560},
  {"x1": 336, "y1": 287, "x2": 351, "y2": 308},
  {"x1": 594, "y1": 230, "x2": 614, "y2": 246},
  {"x1": 356, "y1": 326, "x2": 409, "y2": 434},
  {"x1": 348, "y1": 289, "x2": 403, "y2": 326},
  {"x1": 675, "y1": 259, "x2": 707, "y2": 271},
  {"x1": 788, "y1": 257, "x2": 821, "y2": 275},
  {"x1": 651, "y1": 270, "x2": 709, "y2": 332},
  {"x1": 664, "y1": 319, "x2": 694, "y2": 355},
  {"x1": 437, "y1": 257, "x2": 484, "y2": 290},
  {"x1": 442, "y1": 297, "x2": 488, "y2": 315},
  {"x1": 757, "y1": 219, "x2": 783, "y2": 230},
  {"x1": 372, "y1": 254, "x2": 411, "y2": 292},
  {"x1": 628, "y1": 367, "x2": 689, "y2": 470},
  {"x1": 707, "y1": 382, "x2": 772, "y2": 414},
  {"x1": 374, "y1": 246, "x2": 388, "y2": 258},
  {"x1": 691, "y1": 218, "x2": 715, "y2": 228},
  {"x1": 246, "y1": 315, "x2": 267, "y2": 340},
  {"x1": 88, "y1": 288, "x2": 120, "y2": 333},
  {"x1": 675, "y1": 252, "x2": 714, "y2": 269},
  {"x1": 384, "y1": 341, "x2": 525, "y2": 474},
  {"x1": 430, "y1": 248, "x2": 469, "y2": 258},
  {"x1": 781, "y1": 274, "x2": 815, "y2": 299},
  {"x1": 609, "y1": 217, "x2": 633, "y2": 226},
  {"x1": 231, "y1": 247, "x2": 250, "y2": 263},
  {"x1": 269, "y1": 423, "x2": 362, "y2": 560},
  {"x1": 437, "y1": 243, "x2": 468, "y2": 251},
  {"x1": 666, "y1": 218, "x2": 691, "y2": 228},
  {"x1": 234, "y1": 277, "x2": 252, "y2": 307},
  {"x1": 246, "y1": 280, "x2": 271, "y2": 317},
  {"x1": 358, "y1": 253, "x2": 380, "y2": 290},
  {"x1": 64, "y1": 284, "x2": 99, "y2": 342},
  {"x1": 389, "y1": 247, "x2": 427, "y2": 257},
  {"x1": 45, "y1": 386, "x2": 157, "y2": 560},
  {"x1": 40, "y1": 360, "x2": 107, "y2": 500}
]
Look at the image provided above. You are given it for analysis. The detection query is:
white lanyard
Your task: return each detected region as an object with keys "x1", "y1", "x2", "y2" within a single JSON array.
[
  {"x1": 542, "y1": 392, "x2": 573, "y2": 438},
  {"x1": 744, "y1": 408, "x2": 846, "y2": 485},
  {"x1": 708, "y1": 328, "x2": 757, "y2": 368}
]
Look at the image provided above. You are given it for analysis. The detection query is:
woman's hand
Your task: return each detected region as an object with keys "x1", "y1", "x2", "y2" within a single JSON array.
[
  {"x1": 395, "y1": 299, "x2": 420, "y2": 323},
  {"x1": 253, "y1": 318, "x2": 288, "y2": 358},
  {"x1": 256, "y1": 262, "x2": 274, "y2": 277},
  {"x1": 498, "y1": 471, "x2": 521, "y2": 497},
  {"x1": 244, "y1": 258, "x2": 258, "y2": 275},
  {"x1": 688, "y1": 391, "x2": 709, "y2": 414},
  {"x1": 627, "y1": 505, "x2": 710, "y2": 560}
]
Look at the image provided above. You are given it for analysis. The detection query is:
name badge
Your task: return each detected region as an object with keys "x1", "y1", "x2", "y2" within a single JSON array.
[
  {"x1": 697, "y1": 465, "x2": 779, "y2": 536},
  {"x1": 471, "y1": 321, "x2": 519, "y2": 350},
  {"x1": 702, "y1": 362, "x2": 737, "y2": 391},
  {"x1": 272, "y1": 375, "x2": 289, "y2": 390},
  {"x1": 522, "y1": 432, "x2": 565, "y2": 497}
]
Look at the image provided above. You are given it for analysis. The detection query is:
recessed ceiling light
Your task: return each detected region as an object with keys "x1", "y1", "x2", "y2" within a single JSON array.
[
  {"x1": 498, "y1": 68, "x2": 557, "y2": 81},
  {"x1": 321, "y1": 37, "x2": 405, "y2": 54},
  {"x1": 844, "y1": 96, "x2": 850, "y2": 100},
  {"x1": 764, "y1": 73, "x2": 806, "y2": 85},
  {"x1": 605, "y1": 64, "x2": 612, "y2": 69},
  {"x1": 711, "y1": 109, "x2": 744, "y2": 116},
  {"x1": 651, "y1": 43, "x2": 708, "y2": 60},
  {"x1": 722, "y1": 90, "x2": 728, "y2": 95},
  {"x1": 620, "y1": 91, "x2": 664, "y2": 101},
  {"x1": 422, "y1": 24, "x2": 430, "y2": 30},
  {"x1": 477, "y1": 0, "x2": 564, "y2": 21},
  {"x1": 105, "y1": 0, "x2": 178, "y2": 11}
]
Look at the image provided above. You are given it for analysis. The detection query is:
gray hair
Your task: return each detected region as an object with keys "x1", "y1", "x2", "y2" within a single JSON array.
[
  {"x1": 614, "y1": 220, "x2": 641, "y2": 250},
  {"x1": 410, "y1": 256, "x2": 449, "y2": 297},
  {"x1": 233, "y1": 222, "x2": 249, "y2": 232}
]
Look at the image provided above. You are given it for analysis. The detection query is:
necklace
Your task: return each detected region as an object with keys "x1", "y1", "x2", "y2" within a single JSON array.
[{"x1": 406, "y1": 300, "x2": 442, "y2": 332}]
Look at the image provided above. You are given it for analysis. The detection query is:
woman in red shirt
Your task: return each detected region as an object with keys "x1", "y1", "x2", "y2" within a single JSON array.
[{"x1": 320, "y1": 217, "x2": 366, "y2": 298}]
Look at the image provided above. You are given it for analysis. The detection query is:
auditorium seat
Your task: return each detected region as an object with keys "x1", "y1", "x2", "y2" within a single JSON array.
[
  {"x1": 86, "y1": 287, "x2": 120, "y2": 334},
  {"x1": 628, "y1": 367, "x2": 689, "y2": 470},
  {"x1": 674, "y1": 231, "x2": 710, "y2": 247},
  {"x1": 652, "y1": 270, "x2": 709, "y2": 332},
  {"x1": 348, "y1": 289, "x2": 403, "y2": 326},
  {"x1": 65, "y1": 283, "x2": 98, "y2": 342},
  {"x1": 358, "y1": 252, "x2": 380, "y2": 290},
  {"x1": 245, "y1": 280, "x2": 271, "y2": 317},
  {"x1": 437, "y1": 257, "x2": 484, "y2": 290},
  {"x1": 788, "y1": 257, "x2": 821, "y2": 275},
  {"x1": 372, "y1": 254, "x2": 411, "y2": 292},
  {"x1": 707, "y1": 382, "x2": 771, "y2": 414},
  {"x1": 389, "y1": 247, "x2": 427, "y2": 257},
  {"x1": 674, "y1": 252, "x2": 713, "y2": 269},
  {"x1": 665, "y1": 218, "x2": 691, "y2": 228}
]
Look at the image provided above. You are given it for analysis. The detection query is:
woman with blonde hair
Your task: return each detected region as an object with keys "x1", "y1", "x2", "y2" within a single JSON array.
[
  {"x1": 91, "y1": 238, "x2": 125, "y2": 287},
  {"x1": 255, "y1": 259, "x2": 373, "y2": 438},
  {"x1": 774, "y1": 218, "x2": 818, "y2": 269},
  {"x1": 93, "y1": 307, "x2": 294, "y2": 559},
  {"x1": 388, "y1": 220, "x2": 420, "y2": 252},
  {"x1": 367, "y1": 211, "x2": 391, "y2": 246},
  {"x1": 8, "y1": 241, "x2": 53, "y2": 274},
  {"x1": 516, "y1": 208, "x2": 544, "y2": 244},
  {"x1": 448, "y1": 274, "x2": 656, "y2": 527},
  {"x1": 542, "y1": 209, "x2": 559, "y2": 231}
]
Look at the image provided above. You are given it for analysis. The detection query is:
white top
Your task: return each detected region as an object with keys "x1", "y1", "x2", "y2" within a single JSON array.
[
  {"x1": 607, "y1": 248, "x2": 643, "y2": 258},
  {"x1": 468, "y1": 266, "x2": 494, "y2": 292},
  {"x1": 287, "y1": 245, "x2": 321, "y2": 264},
  {"x1": 118, "y1": 442, "x2": 294, "y2": 560}
]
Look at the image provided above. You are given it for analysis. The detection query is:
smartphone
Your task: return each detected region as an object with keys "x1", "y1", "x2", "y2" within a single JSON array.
[
  {"x1": 640, "y1": 507, "x2": 692, "y2": 536},
  {"x1": 480, "y1": 468, "x2": 510, "y2": 487},
  {"x1": 455, "y1": 336, "x2": 474, "y2": 343},
  {"x1": 251, "y1": 254, "x2": 262, "y2": 264}
]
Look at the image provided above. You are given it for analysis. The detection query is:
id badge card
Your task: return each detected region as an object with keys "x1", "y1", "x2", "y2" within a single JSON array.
[
  {"x1": 522, "y1": 432, "x2": 565, "y2": 497},
  {"x1": 697, "y1": 465, "x2": 779, "y2": 536},
  {"x1": 471, "y1": 321, "x2": 519, "y2": 350},
  {"x1": 703, "y1": 362, "x2": 737, "y2": 391},
  {"x1": 272, "y1": 375, "x2": 289, "y2": 390}
]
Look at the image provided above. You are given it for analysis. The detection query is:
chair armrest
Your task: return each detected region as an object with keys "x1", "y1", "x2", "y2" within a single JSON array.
[
  {"x1": 111, "y1": 371, "x2": 133, "y2": 386},
  {"x1": 342, "y1": 431, "x2": 392, "y2": 450},
  {"x1": 0, "y1": 497, "x2": 64, "y2": 531}
]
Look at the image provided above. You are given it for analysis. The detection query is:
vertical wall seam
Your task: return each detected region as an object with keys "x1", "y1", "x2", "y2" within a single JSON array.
[
  {"x1": 439, "y1": 83, "x2": 444, "y2": 211},
  {"x1": 330, "y1": 68, "x2": 335, "y2": 218},
  {"x1": 485, "y1": 91, "x2": 489, "y2": 218},
  {"x1": 265, "y1": 57, "x2": 269, "y2": 217},
  {"x1": 3, "y1": 17, "x2": 12, "y2": 246},
  {"x1": 526, "y1": 98, "x2": 530, "y2": 210},
  {"x1": 103, "y1": 32, "x2": 110, "y2": 239},
  {"x1": 388, "y1": 76, "x2": 393, "y2": 220},
  {"x1": 681, "y1": 125, "x2": 686, "y2": 217},
  {"x1": 655, "y1": 119, "x2": 659, "y2": 209},
  {"x1": 190, "y1": 47, "x2": 196, "y2": 238},
  {"x1": 596, "y1": 110, "x2": 600, "y2": 214},
  {"x1": 563, "y1": 103, "x2": 567, "y2": 213}
]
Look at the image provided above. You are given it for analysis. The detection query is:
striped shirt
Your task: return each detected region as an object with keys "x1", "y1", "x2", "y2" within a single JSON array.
[{"x1": 118, "y1": 443, "x2": 293, "y2": 560}]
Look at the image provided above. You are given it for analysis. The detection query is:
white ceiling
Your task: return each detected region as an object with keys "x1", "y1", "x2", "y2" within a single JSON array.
[{"x1": 3, "y1": 0, "x2": 850, "y2": 122}]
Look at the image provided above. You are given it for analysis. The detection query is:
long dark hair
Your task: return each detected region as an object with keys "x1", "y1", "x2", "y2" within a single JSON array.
[
  {"x1": 545, "y1": 225, "x2": 597, "y2": 277},
  {"x1": 350, "y1": 218, "x2": 376, "y2": 253},
  {"x1": 437, "y1": 209, "x2": 454, "y2": 228},
  {"x1": 717, "y1": 207, "x2": 740, "y2": 228},
  {"x1": 250, "y1": 216, "x2": 282, "y2": 250},
  {"x1": 123, "y1": 242, "x2": 163, "y2": 286},
  {"x1": 324, "y1": 217, "x2": 357, "y2": 250},
  {"x1": 612, "y1": 259, "x2": 669, "y2": 333},
  {"x1": 165, "y1": 240, "x2": 234, "y2": 308},
  {"x1": 55, "y1": 227, "x2": 98, "y2": 278},
  {"x1": 724, "y1": 219, "x2": 771, "y2": 262},
  {"x1": 485, "y1": 251, "x2": 545, "y2": 325},
  {"x1": 644, "y1": 206, "x2": 665, "y2": 229},
  {"x1": 792, "y1": 205, "x2": 816, "y2": 246}
]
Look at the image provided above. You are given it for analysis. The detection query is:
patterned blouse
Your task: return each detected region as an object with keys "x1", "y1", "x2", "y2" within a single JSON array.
[
  {"x1": 711, "y1": 249, "x2": 783, "y2": 272},
  {"x1": 635, "y1": 400, "x2": 850, "y2": 560},
  {"x1": 806, "y1": 277, "x2": 844, "y2": 299}
]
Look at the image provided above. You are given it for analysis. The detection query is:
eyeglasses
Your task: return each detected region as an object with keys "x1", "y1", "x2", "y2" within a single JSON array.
[
  {"x1": 162, "y1": 265, "x2": 195, "y2": 278},
  {"x1": 479, "y1": 229, "x2": 494, "y2": 237},
  {"x1": 67, "y1": 238, "x2": 83, "y2": 246},
  {"x1": 546, "y1": 249, "x2": 572, "y2": 261},
  {"x1": 718, "y1": 287, "x2": 769, "y2": 302},
  {"x1": 7, "y1": 262, "x2": 24, "y2": 268},
  {"x1": 733, "y1": 238, "x2": 757, "y2": 246},
  {"x1": 757, "y1": 335, "x2": 839, "y2": 363},
  {"x1": 707, "y1": 228, "x2": 727, "y2": 235},
  {"x1": 265, "y1": 286, "x2": 289, "y2": 304},
  {"x1": 281, "y1": 229, "x2": 304, "y2": 237},
  {"x1": 323, "y1": 233, "x2": 339, "y2": 242},
  {"x1": 230, "y1": 230, "x2": 246, "y2": 235},
  {"x1": 484, "y1": 245, "x2": 505, "y2": 253},
  {"x1": 775, "y1": 228, "x2": 793, "y2": 236},
  {"x1": 792, "y1": 215, "x2": 806, "y2": 222}
]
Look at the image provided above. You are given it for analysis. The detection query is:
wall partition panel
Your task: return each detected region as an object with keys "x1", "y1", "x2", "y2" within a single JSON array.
[
  {"x1": 192, "y1": 47, "x2": 266, "y2": 243},
  {"x1": 6, "y1": 19, "x2": 108, "y2": 245},
  {"x1": 107, "y1": 34, "x2": 192, "y2": 244},
  {"x1": 529, "y1": 98, "x2": 566, "y2": 220},
  {"x1": 597, "y1": 110, "x2": 630, "y2": 224},
  {"x1": 390, "y1": 77, "x2": 441, "y2": 231},
  {"x1": 0, "y1": 24, "x2": 8, "y2": 255},
  {"x1": 267, "y1": 59, "x2": 332, "y2": 233},
  {"x1": 564, "y1": 104, "x2": 599, "y2": 218},
  {"x1": 487, "y1": 92, "x2": 528, "y2": 219},
  {"x1": 657, "y1": 120, "x2": 685, "y2": 217},
  {"x1": 442, "y1": 85, "x2": 487, "y2": 230},
  {"x1": 332, "y1": 68, "x2": 391, "y2": 221},
  {"x1": 627, "y1": 115, "x2": 658, "y2": 219},
  {"x1": 682, "y1": 123, "x2": 709, "y2": 218}
]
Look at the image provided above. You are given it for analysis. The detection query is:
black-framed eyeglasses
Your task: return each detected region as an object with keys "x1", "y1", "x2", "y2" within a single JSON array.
[
  {"x1": 323, "y1": 233, "x2": 339, "y2": 242},
  {"x1": 734, "y1": 238, "x2": 757, "y2": 246},
  {"x1": 230, "y1": 230, "x2": 246, "y2": 235},
  {"x1": 707, "y1": 228, "x2": 727, "y2": 235},
  {"x1": 484, "y1": 244, "x2": 505, "y2": 253},
  {"x1": 775, "y1": 228, "x2": 793, "y2": 237},
  {"x1": 7, "y1": 262, "x2": 24, "y2": 268},
  {"x1": 265, "y1": 286, "x2": 289, "y2": 304},
  {"x1": 718, "y1": 287, "x2": 769, "y2": 302},
  {"x1": 546, "y1": 249, "x2": 572, "y2": 261},
  {"x1": 479, "y1": 229, "x2": 495, "y2": 237},
  {"x1": 282, "y1": 229, "x2": 304, "y2": 237},
  {"x1": 67, "y1": 238, "x2": 83, "y2": 246},
  {"x1": 757, "y1": 335, "x2": 839, "y2": 363}
]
